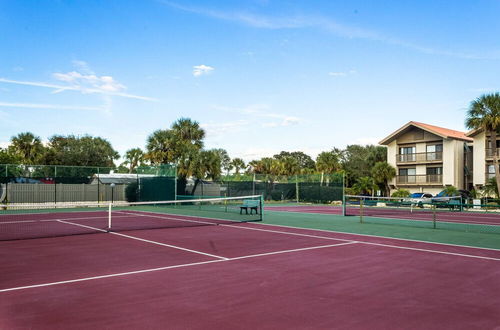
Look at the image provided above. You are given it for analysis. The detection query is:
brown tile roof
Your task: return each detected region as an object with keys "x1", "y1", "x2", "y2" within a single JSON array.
[
  {"x1": 410, "y1": 121, "x2": 472, "y2": 141},
  {"x1": 379, "y1": 121, "x2": 472, "y2": 145}
]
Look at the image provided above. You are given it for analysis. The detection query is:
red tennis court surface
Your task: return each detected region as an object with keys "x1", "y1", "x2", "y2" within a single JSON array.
[{"x1": 2, "y1": 220, "x2": 500, "y2": 329}]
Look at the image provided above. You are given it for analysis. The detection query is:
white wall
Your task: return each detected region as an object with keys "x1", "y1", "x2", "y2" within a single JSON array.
[
  {"x1": 473, "y1": 131, "x2": 486, "y2": 186},
  {"x1": 387, "y1": 140, "x2": 397, "y2": 186}
]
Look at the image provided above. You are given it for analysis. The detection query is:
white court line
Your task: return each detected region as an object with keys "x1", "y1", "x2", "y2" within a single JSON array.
[
  {"x1": 226, "y1": 223, "x2": 500, "y2": 261},
  {"x1": 110, "y1": 232, "x2": 228, "y2": 260},
  {"x1": 57, "y1": 220, "x2": 107, "y2": 232},
  {"x1": 249, "y1": 221, "x2": 500, "y2": 252},
  {"x1": 0, "y1": 214, "x2": 137, "y2": 225},
  {"x1": 222, "y1": 223, "x2": 354, "y2": 243},
  {"x1": 359, "y1": 241, "x2": 500, "y2": 262},
  {"x1": 230, "y1": 241, "x2": 357, "y2": 260},
  {"x1": 0, "y1": 242, "x2": 354, "y2": 293},
  {"x1": 57, "y1": 220, "x2": 227, "y2": 260}
]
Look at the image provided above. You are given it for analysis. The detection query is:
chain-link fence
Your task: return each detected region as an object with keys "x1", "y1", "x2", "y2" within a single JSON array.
[
  {"x1": 0, "y1": 164, "x2": 176, "y2": 205},
  {"x1": 178, "y1": 173, "x2": 344, "y2": 204}
]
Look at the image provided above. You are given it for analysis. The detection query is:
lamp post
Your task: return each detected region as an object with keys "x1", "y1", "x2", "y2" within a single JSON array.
[{"x1": 110, "y1": 183, "x2": 115, "y2": 204}]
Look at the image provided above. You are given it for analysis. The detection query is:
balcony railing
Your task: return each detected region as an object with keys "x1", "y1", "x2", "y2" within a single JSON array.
[
  {"x1": 396, "y1": 152, "x2": 442, "y2": 164},
  {"x1": 396, "y1": 175, "x2": 442, "y2": 185},
  {"x1": 486, "y1": 149, "x2": 500, "y2": 158}
]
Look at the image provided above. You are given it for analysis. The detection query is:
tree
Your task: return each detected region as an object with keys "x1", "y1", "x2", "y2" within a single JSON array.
[
  {"x1": 371, "y1": 162, "x2": 396, "y2": 196},
  {"x1": 343, "y1": 145, "x2": 386, "y2": 186},
  {"x1": 9, "y1": 132, "x2": 45, "y2": 165},
  {"x1": 122, "y1": 148, "x2": 145, "y2": 173},
  {"x1": 0, "y1": 148, "x2": 20, "y2": 164},
  {"x1": 145, "y1": 118, "x2": 206, "y2": 184},
  {"x1": 45, "y1": 135, "x2": 119, "y2": 167},
  {"x1": 212, "y1": 149, "x2": 231, "y2": 175},
  {"x1": 352, "y1": 176, "x2": 377, "y2": 196},
  {"x1": 145, "y1": 129, "x2": 175, "y2": 164},
  {"x1": 274, "y1": 151, "x2": 315, "y2": 173},
  {"x1": 280, "y1": 156, "x2": 300, "y2": 176},
  {"x1": 316, "y1": 151, "x2": 340, "y2": 185},
  {"x1": 465, "y1": 92, "x2": 500, "y2": 196},
  {"x1": 231, "y1": 158, "x2": 246, "y2": 175}
]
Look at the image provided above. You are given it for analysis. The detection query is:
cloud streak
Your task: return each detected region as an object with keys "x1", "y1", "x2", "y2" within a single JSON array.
[
  {"x1": 211, "y1": 104, "x2": 301, "y2": 128},
  {"x1": 0, "y1": 102, "x2": 106, "y2": 111},
  {"x1": 161, "y1": 1, "x2": 499, "y2": 60},
  {"x1": 0, "y1": 77, "x2": 156, "y2": 101}
]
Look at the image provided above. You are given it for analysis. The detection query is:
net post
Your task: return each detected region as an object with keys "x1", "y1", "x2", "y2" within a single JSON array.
[
  {"x1": 108, "y1": 203, "x2": 112, "y2": 232},
  {"x1": 224, "y1": 192, "x2": 228, "y2": 212},
  {"x1": 260, "y1": 194, "x2": 264, "y2": 221},
  {"x1": 342, "y1": 194, "x2": 346, "y2": 216},
  {"x1": 432, "y1": 204, "x2": 437, "y2": 229},
  {"x1": 360, "y1": 199, "x2": 364, "y2": 224}
]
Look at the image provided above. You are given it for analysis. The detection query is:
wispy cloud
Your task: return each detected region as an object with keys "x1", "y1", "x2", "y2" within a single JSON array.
[
  {"x1": 193, "y1": 64, "x2": 214, "y2": 77},
  {"x1": 0, "y1": 61, "x2": 157, "y2": 102},
  {"x1": 211, "y1": 104, "x2": 301, "y2": 128},
  {"x1": 201, "y1": 120, "x2": 248, "y2": 137},
  {"x1": 0, "y1": 102, "x2": 106, "y2": 111},
  {"x1": 328, "y1": 69, "x2": 356, "y2": 77},
  {"x1": 161, "y1": 1, "x2": 500, "y2": 60}
]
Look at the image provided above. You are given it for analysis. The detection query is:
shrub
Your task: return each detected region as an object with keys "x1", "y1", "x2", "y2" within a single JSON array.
[{"x1": 391, "y1": 189, "x2": 410, "y2": 198}]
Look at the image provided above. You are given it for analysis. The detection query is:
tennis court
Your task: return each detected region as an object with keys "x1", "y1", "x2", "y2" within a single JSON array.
[{"x1": 2, "y1": 198, "x2": 500, "y2": 329}]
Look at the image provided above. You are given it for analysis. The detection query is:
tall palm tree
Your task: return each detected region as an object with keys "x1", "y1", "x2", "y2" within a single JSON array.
[
  {"x1": 231, "y1": 158, "x2": 246, "y2": 175},
  {"x1": 123, "y1": 148, "x2": 145, "y2": 173},
  {"x1": 316, "y1": 151, "x2": 340, "y2": 186},
  {"x1": 171, "y1": 118, "x2": 205, "y2": 151},
  {"x1": 281, "y1": 156, "x2": 300, "y2": 176},
  {"x1": 9, "y1": 132, "x2": 44, "y2": 165},
  {"x1": 371, "y1": 162, "x2": 396, "y2": 196},
  {"x1": 465, "y1": 92, "x2": 500, "y2": 195},
  {"x1": 145, "y1": 129, "x2": 175, "y2": 164}
]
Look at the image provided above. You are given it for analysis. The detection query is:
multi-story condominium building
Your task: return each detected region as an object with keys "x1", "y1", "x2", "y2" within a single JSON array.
[
  {"x1": 379, "y1": 121, "x2": 473, "y2": 195},
  {"x1": 466, "y1": 128, "x2": 499, "y2": 188}
]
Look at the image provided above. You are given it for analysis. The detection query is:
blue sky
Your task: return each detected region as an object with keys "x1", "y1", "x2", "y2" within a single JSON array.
[{"x1": 1, "y1": 0, "x2": 499, "y2": 162}]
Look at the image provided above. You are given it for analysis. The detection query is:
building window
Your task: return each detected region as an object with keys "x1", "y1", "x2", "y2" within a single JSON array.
[
  {"x1": 426, "y1": 167, "x2": 442, "y2": 183},
  {"x1": 399, "y1": 168, "x2": 416, "y2": 183},
  {"x1": 399, "y1": 146, "x2": 416, "y2": 162},
  {"x1": 487, "y1": 165, "x2": 497, "y2": 179},
  {"x1": 426, "y1": 144, "x2": 442, "y2": 161}
]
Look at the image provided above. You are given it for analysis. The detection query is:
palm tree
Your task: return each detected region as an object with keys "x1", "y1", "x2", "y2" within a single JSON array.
[
  {"x1": 353, "y1": 176, "x2": 377, "y2": 196},
  {"x1": 171, "y1": 118, "x2": 205, "y2": 151},
  {"x1": 145, "y1": 129, "x2": 175, "y2": 164},
  {"x1": 9, "y1": 132, "x2": 44, "y2": 164},
  {"x1": 280, "y1": 156, "x2": 300, "y2": 176},
  {"x1": 316, "y1": 151, "x2": 340, "y2": 186},
  {"x1": 465, "y1": 92, "x2": 500, "y2": 195},
  {"x1": 123, "y1": 148, "x2": 145, "y2": 173},
  {"x1": 371, "y1": 162, "x2": 396, "y2": 196},
  {"x1": 231, "y1": 158, "x2": 246, "y2": 175}
]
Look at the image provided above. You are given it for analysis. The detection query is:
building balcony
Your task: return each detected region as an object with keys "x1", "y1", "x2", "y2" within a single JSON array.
[
  {"x1": 396, "y1": 175, "x2": 443, "y2": 185},
  {"x1": 486, "y1": 149, "x2": 500, "y2": 159},
  {"x1": 396, "y1": 152, "x2": 443, "y2": 164}
]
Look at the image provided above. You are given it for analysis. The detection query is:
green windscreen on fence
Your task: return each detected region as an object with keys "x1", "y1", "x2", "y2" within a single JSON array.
[{"x1": 179, "y1": 173, "x2": 344, "y2": 203}]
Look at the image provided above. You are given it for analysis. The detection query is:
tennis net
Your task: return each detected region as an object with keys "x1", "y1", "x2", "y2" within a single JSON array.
[
  {"x1": 0, "y1": 195, "x2": 263, "y2": 241},
  {"x1": 343, "y1": 195, "x2": 500, "y2": 234}
]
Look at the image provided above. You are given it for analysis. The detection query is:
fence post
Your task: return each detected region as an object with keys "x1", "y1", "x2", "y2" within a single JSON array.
[
  {"x1": 432, "y1": 204, "x2": 437, "y2": 229},
  {"x1": 295, "y1": 175, "x2": 299, "y2": 203},
  {"x1": 360, "y1": 199, "x2": 364, "y2": 224},
  {"x1": 252, "y1": 173, "x2": 256, "y2": 195}
]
